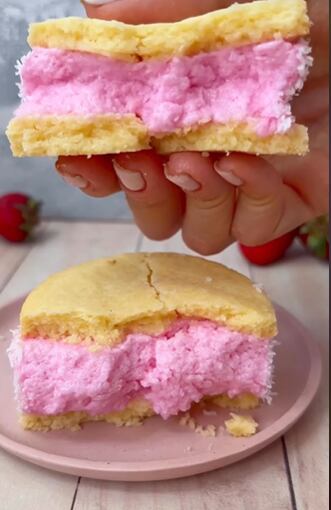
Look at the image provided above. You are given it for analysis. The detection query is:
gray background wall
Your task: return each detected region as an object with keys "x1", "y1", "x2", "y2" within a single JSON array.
[{"x1": 0, "y1": 0, "x2": 131, "y2": 220}]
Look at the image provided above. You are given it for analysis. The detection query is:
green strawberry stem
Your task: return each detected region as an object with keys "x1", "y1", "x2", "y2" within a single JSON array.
[
  {"x1": 16, "y1": 200, "x2": 42, "y2": 235},
  {"x1": 299, "y1": 215, "x2": 329, "y2": 259}
]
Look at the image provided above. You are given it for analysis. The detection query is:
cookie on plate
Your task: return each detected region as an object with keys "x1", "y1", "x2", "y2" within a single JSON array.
[{"x1": 8, "y1": 253, "x2": 277, "y2": 431}]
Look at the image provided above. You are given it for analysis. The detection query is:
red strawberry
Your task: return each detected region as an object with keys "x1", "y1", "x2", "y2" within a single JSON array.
[
  {"x1": 239, "y1": 230, "x2": 297, "y2": 266},
  {"x1": 0, "y1": 193, "x2": 41, "y2": 243},
  {"x1": 298, "y1": 216, "x2": 329, "y2": 260}
]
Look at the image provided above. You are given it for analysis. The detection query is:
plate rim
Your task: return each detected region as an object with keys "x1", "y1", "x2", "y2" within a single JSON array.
[{"x1": 0, "y1": 297, "x2": 322, "y2": 481}]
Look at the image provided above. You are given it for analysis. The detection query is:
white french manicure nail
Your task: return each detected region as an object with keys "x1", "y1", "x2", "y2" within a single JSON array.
[
  {"x1": 84, "y1": 1, "x2": 119, "y2": 5},
  {"x1": 214, "y1": 162, "x2": 243, "y2": 186},
  {"x1": 164, "y1": 169, "x2": 200, "y2": 192},
  {"x1": 113, "y1": 161, "x2": 145, "y2": 191},
  {"x1": 62, "y1": 173, "x2": 88, "y2": 189}
]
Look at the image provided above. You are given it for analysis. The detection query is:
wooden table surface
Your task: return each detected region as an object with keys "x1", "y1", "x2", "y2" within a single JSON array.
[{"x1": 0, "y1": 221, "x2": 328, "y2": 510}]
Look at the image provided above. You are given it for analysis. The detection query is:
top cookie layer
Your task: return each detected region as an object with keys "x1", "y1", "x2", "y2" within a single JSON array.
[
  {"x1": 21, "y1": 253, "x2": 277, "y2": 345},
  {"x1": 28, "y1": 0, "x2": 310, "y2": 61}
]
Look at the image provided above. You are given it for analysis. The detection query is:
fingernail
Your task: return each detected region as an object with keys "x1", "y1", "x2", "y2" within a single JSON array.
[
  {"x1": 164, "y1": 166, "x2": 200, "y2": 192},
  {"x1": 61, "y1": 173, "x2": 88, "y2": 190},
  {"x1": 113, "y1": 161, "x2": 145, "y2": 192},
  {"x1": 214, "y1": 162, "x2": 243, "y2": 186},
  {"x1": 84, "y1": 1, "x2": 119, "y2": 5}
]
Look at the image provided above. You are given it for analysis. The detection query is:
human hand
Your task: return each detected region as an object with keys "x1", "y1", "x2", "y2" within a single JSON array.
[{"x1": 55, "y1": 0, "x2": 328, "y2": 255}]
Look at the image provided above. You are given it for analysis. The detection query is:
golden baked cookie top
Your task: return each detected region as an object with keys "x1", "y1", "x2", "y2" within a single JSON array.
[
  {"x1": 21, "y1": 253, "x2": 277, "y2": 345},
  {"x1": 28, "y1": 0, "x2": 309, "y2": 61}
]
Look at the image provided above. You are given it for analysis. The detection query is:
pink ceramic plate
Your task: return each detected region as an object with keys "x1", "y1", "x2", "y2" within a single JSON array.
[{"x1": 0, "y1": 297, "x2": 322, "y2": 482}]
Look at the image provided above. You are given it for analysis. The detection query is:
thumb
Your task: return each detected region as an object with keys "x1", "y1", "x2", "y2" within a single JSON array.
[{"x1": 83, "y1": 0, "x2": 226, "y2": 23}]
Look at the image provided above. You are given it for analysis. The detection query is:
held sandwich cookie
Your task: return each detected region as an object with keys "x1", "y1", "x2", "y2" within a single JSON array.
[
  {"x1": 7, "y1": 0, "x2": 312, "y2": 157},
  {"x1": 8, "y1": 253, "x2": 278, "y2": 431}
]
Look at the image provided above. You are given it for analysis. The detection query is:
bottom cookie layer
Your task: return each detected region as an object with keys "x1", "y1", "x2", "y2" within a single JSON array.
[
  {"x1": 7, "y1": 116, "x2": 308, "y2": 157},
  {"x1": 21, "y1": 394, "x2": 260, "y2": 431}
]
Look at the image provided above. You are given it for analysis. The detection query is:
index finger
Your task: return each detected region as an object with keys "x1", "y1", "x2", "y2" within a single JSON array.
[{"x1": 83, "y1": 0, "x2": 227, "y2": 23}]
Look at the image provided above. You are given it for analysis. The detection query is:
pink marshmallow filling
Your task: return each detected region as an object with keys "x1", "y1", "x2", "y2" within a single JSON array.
[
  {"x1": 16, "y1": 39, "x2": 311, "y2": 136},
  {"x1": 9, "y1": 320, "x2": 275, "y2": 419}
]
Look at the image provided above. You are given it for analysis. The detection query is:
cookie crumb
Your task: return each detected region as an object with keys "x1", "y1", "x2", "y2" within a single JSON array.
[
  {"x1": 203, "y1": 409, "x2": 217, "y2": 417},
  {"x1": 201, "y1": 152, "x2": 210, "y2": 158},
  {"x1": 253, "y1": 283, "x2": 264, "y2": 293},
  {"x1": 179, "y1": 413, "x2": 217, "y2": 437},
  {"x1": 225, "y1": 413, "x2": 258, "y2": 437},
  {"x1": 196, "y1": 424, "x2": 216, "y2": 437},
  {"x1": 188, "y1": 418, "x2": 196, "y2": 430},
  {"x1": 179, "y1": 413, "x2": 190, "y2": 427},
  {"x1": 205, "y1": 424, "x2": 217, "y2": 437}
]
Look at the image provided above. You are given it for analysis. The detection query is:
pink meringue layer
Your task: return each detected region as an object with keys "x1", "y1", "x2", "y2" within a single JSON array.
[
  {"x1": 16, "y1": 40, "x2": 311, "y2": 136},
  {"x1": 9, "y1": 320, "x2": 274, "y2": 419}
]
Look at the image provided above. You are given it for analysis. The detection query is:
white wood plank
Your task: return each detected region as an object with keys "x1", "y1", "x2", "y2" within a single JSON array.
[
  {"x1": 0, "y1": 232, "x2": 77, "y2": 510},
  {"x1": 250, "y1": 242, "x2": 329, "y2": 510},
  {"x1": 0, "y1": 240, "x2": 32, "y2": 290},
  {"x1": 140, "y1": 234, "x2": 251, "y2": 277},
  {"x1": 0, "y1": 449, "x2": 77, "y2": 510},
  {"x1": 0, "y1": 221, "x2": 141, "y2": 306},
  {"x1": 75, "y1": 443, "x2": 292, "y2": 510},
  {"x1": 0, "y1": 220, "x2": 140, "y2": 510}
]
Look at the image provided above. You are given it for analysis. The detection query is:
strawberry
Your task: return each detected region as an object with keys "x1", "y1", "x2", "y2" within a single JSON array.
[
  {"x1": 298, "y1": 215, "x2": 329, "y2": 260},
  {"x1": 0, "y1": 193, "x2": 41, "y2": 243},
  {"x1": 239, "y1": 230, "x2": 297, "y2": 266}
]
